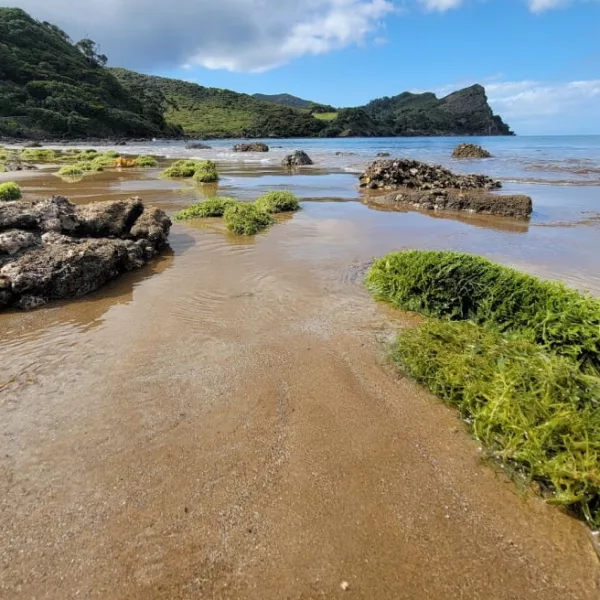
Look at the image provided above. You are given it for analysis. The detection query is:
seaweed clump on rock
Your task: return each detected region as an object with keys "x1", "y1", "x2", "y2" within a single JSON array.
[{"x1": 0, "y1": 196, "x2": 170, "y2": 310}]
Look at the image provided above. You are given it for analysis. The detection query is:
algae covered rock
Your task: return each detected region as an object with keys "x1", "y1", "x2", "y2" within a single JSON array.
[
  {"x1": 255, "y1": 191, "x2": 300, "y2": 214},
  {"x1": 224, "y1": 203, "x2": 273, "y2": 235},
  {"x1": 452, "y1": 143, "x2": 492, "y2": 159}
]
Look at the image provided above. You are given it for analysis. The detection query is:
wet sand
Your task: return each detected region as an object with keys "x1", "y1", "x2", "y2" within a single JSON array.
[{"x1": 1, "y1": 167, "x2": 600, "y2": 599}]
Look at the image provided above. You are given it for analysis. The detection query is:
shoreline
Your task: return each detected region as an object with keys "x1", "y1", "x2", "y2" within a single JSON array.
[{"x1": 1, "y1": 169, "x2": 599, "y2": 597}]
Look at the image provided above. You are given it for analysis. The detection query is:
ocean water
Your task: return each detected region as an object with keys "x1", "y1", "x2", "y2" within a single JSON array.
[{"x1": 91, "y1": 134, "x2": 600, "y2": 185}]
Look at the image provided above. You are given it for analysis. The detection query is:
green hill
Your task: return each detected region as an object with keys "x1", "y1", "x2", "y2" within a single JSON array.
[
  {"x1": 112, "y1": 70, "x2": 326, "y2": 139},
  {"x1": 361, "y1": 85, "x2": 513, "y2": 136},
  {"x1": 252, "y1": 93, "x2": 315, "y2": 110},
  {"x1": 0, "y1": 7, "x2": 180, "y2": 139}
]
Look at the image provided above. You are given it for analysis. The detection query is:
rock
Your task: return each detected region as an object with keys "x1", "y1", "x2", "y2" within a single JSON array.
[
  {"x1": 75, "y1": 198, "x2": 144, "y2": 237},
  {"x1": 4, "y1": 161, "x2": 37, "y2": 172},
  {"x1": 186, "y1": 142, "x2": 212, "y2": 150},
  {"x1": 233, "y1": 143, "x2": 269, "y2": 153},
  {"x1": 359, "y1": 158, "x2": 501, "y2": 192},
  {"x1": 367, "y1": 189, "x2": 532, "y2": 219},
  {"x1": 0, "y1": 230, "x2": 40, "y2": 255},
  {"x1": 281, "y1": 150, "x2": 313, "y2": 167},
  {"x1": 0, "y1": 196, "x2": 170, "y2": 310},
  {"x1": 452, "y1": 143, "x2": 492, "y2": 159},
  {"x1": 377, "y1": 152, "x2": 390, "y2": 157},
  {"x1": 23, "y1": 141, "x2": 42, "y2": 148},
  {"x1": 335, "y1": 151, "x2": 357, "y2": 156}
]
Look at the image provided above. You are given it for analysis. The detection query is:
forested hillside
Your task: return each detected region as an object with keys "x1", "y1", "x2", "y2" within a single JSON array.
[{"x1": 0, "y1": 8, "x2": 181, "y2": 139}]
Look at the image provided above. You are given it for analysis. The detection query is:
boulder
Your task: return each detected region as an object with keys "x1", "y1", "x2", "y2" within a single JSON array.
[
  {"x1": 0, "y1": 196, "x2": 170, "y2": 310},
  {"x1": 233, "y1": 143, "x2": 269, "y2": 153},
  {"x1": 359, "y1": 158, "x2": 501, "y2": 192},
  {"x1": 186, "y1": 142, "x2": 212, "y2": 150},
  {"x1": 4, "y1": 161, "x2": 37, "y2": 172},
  {"x1": 281, "y1": 150, "x2": 313, "y2": 168},
  {"x1": 452, "y1": 143, "x2": 492, "y2": 159},
  {"x1": 366, "y1": 189, "x2": 532, "y2": 219}
]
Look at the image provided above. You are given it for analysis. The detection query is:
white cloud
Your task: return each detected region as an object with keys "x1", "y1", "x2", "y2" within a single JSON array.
[
  {"x1": 527, "y1": 0, "x2": 572, "y2": 11},
  {"x1": 419, "y1": 0, "x2": 463, "y2": 11},
  {"x1": 0, "y1": 0, "x2": 394, "y2": 72}
]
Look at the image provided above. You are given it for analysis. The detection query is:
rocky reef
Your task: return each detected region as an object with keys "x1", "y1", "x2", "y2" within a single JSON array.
[
  {"x1": 359, "y1": 159, "x2": 531, "y2": 219},
  {"x1": 281, "y1": 150, "x2": 313, "y2": 167},
  {"x1": 366, "y1": 190, "x2": 532, "y2": 219},
  {"x1": 360, "y1": 159, "x2": 501, "y2": 191},
  {"x1": 0, "y1": 196, "x2": 170, "y2": 310},
  {"x1": 452, "y1": 144, "x2": 492, "y2": 159},
  {"x1": 233, "y1": 143, "x2": 269, "y2": 153}
]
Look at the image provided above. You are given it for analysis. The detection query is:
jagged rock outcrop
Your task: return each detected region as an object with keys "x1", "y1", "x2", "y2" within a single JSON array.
[
  {"x1": 359, "y1": 159, "x2": 532, "y2": 219},
  {"x1": 0, "y1": 196, "x2": 170, "y2": 310},
  {"x1": 452, "y1": 144, "x2": 492, "y2": 159},
  {"x1": 359, "y1": 159, "x2": 501, "y2": 191},
  {"x1": 281, "y1": 150, "x2": 313, "y2": 167},
  {"x1": 233, "y1": 143, "x2": 269, "y2": 153}
]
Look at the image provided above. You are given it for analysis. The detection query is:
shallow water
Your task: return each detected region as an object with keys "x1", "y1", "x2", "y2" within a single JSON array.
[
  {"x1": 8, "y1": 134, "x2": 600, "y2": 184},
  {"x1": 1, "y1": 154, "x2": 600, "y2": 598}
]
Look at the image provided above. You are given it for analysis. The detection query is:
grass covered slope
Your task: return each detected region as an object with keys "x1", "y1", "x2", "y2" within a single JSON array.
[
  {"x1": 111, "y1": 69, "x2": 327, "y2": 139},
  {"x1": 367, "y1": 250, "x2": 600, "y2": 371},
  {"x1": 0, "y1": 8, "x2": 180, "y2": 139},
  {"x1": 367, "y1": 250, "x2": 600, "y2": 527}
]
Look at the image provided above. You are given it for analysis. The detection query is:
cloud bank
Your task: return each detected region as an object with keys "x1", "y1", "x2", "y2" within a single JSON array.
[
  {"x1": 2, "y1": 1, "x2": 595, "y2": 72},
  {"x1": 0, "y1": 0, "x2": 394, "y2": 72}
]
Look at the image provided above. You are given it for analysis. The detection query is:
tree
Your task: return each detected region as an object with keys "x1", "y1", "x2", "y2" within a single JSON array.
[{"x1": 75, "y1": 38, "x2": 107, "y2": 67}]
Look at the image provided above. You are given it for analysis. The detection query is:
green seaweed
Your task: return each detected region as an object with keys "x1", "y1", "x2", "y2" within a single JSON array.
[
  {"x1": 57, "y1": 164, "x2": 84, "y2": 177},
  {"x1": 223, "y1": 203, "x2": 273, "y2": 235},
  {"x1": 392, "y1": 319, "x2": 600, "y2": 527},
  {"x1": 254, "y1": 191, "x2": 299, "y2": 213},
  {"x1": 367, "y1": 250, "x2": 600, "y2": 371},
  {"x1": 174, "y1": 197, "x2": 238, "y2": 220},
  {"x1": 0, "y1": 181, "x2": 22, "y2": 201},
  {"x1": 20, "y1": 148, "x2": 55, "y2": 161},
  {"x1": 134, "y1": 155, "x2": 158, "y2": 168}
]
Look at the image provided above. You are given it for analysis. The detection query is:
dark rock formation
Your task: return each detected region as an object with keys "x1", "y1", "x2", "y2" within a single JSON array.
[
  {"x1": 359, "y1": 159, "x2": 501, "y2": 192},
  {"x1": 376, "y1": 152, "x2": 390, "y2": 157},
  {"x1": 186, "y1": 142, "x2": 212, "y2": 150},
  {"x1": 0, "y1": 196, "x2": 170, "y2": 310},
  {"x1": 233, "y1": 143, "x2": 269, "y2": 153},
  {"x1": 4, "y1": 161, "x2": 37, "y2": 172},
  {"x1": 366, "y1": 190, "x2": 532, "y2": 219},
  {"x1": 281, "y1": 150, "x2": 313, "y2": 167},
  {"x1": 452, "y1": 144, "x2": 492, "y2": 159}
]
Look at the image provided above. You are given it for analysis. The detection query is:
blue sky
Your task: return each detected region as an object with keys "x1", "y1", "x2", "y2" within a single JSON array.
[{"x1": 3, "y1": 0, "x2": 600, "y2": 134}]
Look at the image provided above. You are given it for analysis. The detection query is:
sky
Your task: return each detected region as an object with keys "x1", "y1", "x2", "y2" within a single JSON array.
[{"x1": 2, "y1": 0, "x2": 600, "y2": 135}]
